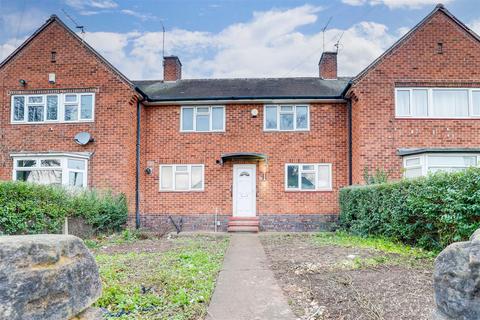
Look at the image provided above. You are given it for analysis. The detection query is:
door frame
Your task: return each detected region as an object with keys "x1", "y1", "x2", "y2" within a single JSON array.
[{"x1": 232, "y1": 164, "x2": 256, "y2": 217}]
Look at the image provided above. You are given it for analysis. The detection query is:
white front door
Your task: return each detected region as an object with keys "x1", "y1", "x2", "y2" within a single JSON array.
[{"x1": 233, "y1": 164, "x2": 256, "y2": 217}]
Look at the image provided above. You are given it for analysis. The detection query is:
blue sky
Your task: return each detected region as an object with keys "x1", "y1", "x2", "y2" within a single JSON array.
[{"x1": 1, "y1": 0, "x2": 479, "y2": 79}]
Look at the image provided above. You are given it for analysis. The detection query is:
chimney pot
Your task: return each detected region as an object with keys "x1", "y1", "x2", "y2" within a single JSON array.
[
  {"x1": 318, "y1": 52, "x2": 337, "y2": 79},
  {"x1": 163, "y1": 56, "x2": 182, "y2": 81}
]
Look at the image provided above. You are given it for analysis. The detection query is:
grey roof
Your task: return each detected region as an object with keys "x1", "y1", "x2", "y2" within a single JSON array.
[
  {"x1": 134, "y1": 77, "x2": 351, "y2": 102},
  {"x1": 397, "y1": 148, "x2": 480, "y2": 156}
]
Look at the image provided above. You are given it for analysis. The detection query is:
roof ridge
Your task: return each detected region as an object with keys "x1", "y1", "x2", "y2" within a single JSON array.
[{"x1": 133, "y1": 76, "x2": 352, "y2": 83}]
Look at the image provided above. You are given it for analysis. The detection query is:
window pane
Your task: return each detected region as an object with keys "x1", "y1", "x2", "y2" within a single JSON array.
[
  {"x1": 21, "y1": 169, "x2": 62, "y2": 185},
  {"x1": 302, "y1": 165, "x2": 314, "y2": 171},
  {"x1": 64, "y1": 105, "x2": 78, "y2": 121},
  {"x1": 182, "y1": 108, "x2": 194, "y2": 130},
  {"x1": 68, "y1": 159, "x2": 85, "y2": 170},
  {"x1": 65, "y1": 95, "x2": 77, "y2": 103},
  {"x1": 160, "y1": 166, "x2": 173, "y2": 189},
  {"x1": 296, "y1": 106, "x2": 308, "y2": 129},
  {"x1": 280, "y1": 113, "x2": 294, "y2": 130},
  {"x1": 28, "y1": 105, "x2": 44, "y2": 122},
  {"x1": 318, "y1": 165, "x2": 331, "y2": 189},
  {"x1": 396, "y1": 90, "x2": 410, "y2": 116},
  {"x1": 405, "y1": 167, "x2": 422, "y2": 178},
  {"x1": 428, "y1": 155, "x2": 477, "y2": 167},
  {"x1": 17, "y1": 160, "x2": 36, "y2": 167},
  {"x1": 69, "y1": 172, "x2": 84, "y2": 187},
  {"x1": 46, "y1": 96, "x2": 58, "y2": 120},
  {"x1": 175, "y1": 172, "x2": 189, "y2": 190},
  {"x1": 176, "y1": 166, "x2": 188, "y2": 172},
  {"x1": 212, "y1": 107, "x2": 224, "y2": 130},
  {"x1": 80, "y1": 95, "x2": 93, "y2": 119},
  {"x1": 41, "y1": 159, "x2": 61, "y2": 167},
  {"x1": 473, "y1": 91, "x2": 480, "y2": 116},
  {"x1": 287, "y1": 165, "x2": 299, "y2": 188},
  {"x1": 28, "y1": 96, "x2": 43, "y2": 104},
  {"x1": 281, "y1": 106, "x2": 293, "y2": 112},
  {"x1": 405, "y1": 158, "x2": 421, "y2": 166},
  {"x1": 429, "y1": 167, "x2": 465, "y2": 174},
  {"x1": 197, "y1": 107, "x2": 209, "y2": 114},
  {"x1": 432, "y1": 90, "x2": 468, "y2": 117},
  {"x1": 265, "y1": 106, "x2": 277, "y2": 129},
  {"x1": 412, "y1": 90, "x2": 428, "y2": 116},
  {"x1": 301, "y1": 172, "x2": 315, "y2": 190},
  {"x1": 191, "y1": 166, "x2": 203, "y2": 189},
  {"x1": 196, "y1": 114, "x2": 209, "y2": 131},
  {"x1": 13, "y1": 96, "x2": 25, "y2": 121}
]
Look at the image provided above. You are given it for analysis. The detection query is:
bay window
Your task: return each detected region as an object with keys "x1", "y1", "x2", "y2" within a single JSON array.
[
  {"x1": 12, "y1": 154, "x2": 88, "y2": 188},
  {"x1": 159, "y1": 164, "x2": 204, "y2": 191},
  {"x1": 403, "y1": 153, "x2": 479, "y2": 178},
  {"x1": 11, "y1": 93, "x2": 95, "y2": 123},
  {"x1": 285, "y1": 163, "x2": 332, "y2": 191}
]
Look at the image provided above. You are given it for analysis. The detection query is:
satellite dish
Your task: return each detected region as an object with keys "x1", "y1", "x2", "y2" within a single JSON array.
[{"x1": 74, "y1": 132, "x2": 93, "y2": 145}]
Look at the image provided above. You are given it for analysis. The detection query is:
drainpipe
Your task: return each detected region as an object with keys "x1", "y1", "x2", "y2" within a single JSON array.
[
  {"x1": 347, "y1": 99, "x2": 353, "y2": 185},
  {"x1": 135, "y1": 90, "x2": 146, "y2": 229}
]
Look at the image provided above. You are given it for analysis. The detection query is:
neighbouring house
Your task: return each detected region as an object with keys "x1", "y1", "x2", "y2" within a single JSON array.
[{"x1": 1, "y1": 4, "x2": 480, "y2": 232}]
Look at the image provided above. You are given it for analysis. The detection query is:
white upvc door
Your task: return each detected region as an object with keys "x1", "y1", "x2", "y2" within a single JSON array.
[{"x1": 233, "y1": 164, "x2": 256, "y2": 217}]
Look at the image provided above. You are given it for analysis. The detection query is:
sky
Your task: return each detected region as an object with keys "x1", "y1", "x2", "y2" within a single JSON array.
[{"x1": 0, "y1": 0, "x2": 479, "y2": 80}]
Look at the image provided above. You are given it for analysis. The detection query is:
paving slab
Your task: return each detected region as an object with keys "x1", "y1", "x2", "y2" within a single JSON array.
[{"x1": 206, "y1": 233, "x2": 296, "y2": 320}]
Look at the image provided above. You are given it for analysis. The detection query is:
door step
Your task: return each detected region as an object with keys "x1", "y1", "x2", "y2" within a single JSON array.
[{"x1": 227, "y1": 217, "x2": 259, "y2": 233}]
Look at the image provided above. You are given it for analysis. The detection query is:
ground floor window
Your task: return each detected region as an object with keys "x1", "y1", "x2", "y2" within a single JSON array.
[
  {"x1": 12, "y1": 154, "x2": 88, "y2": 188},
  {"x1": 403, "y1": 153, "x2": 480, "y2": 178},
  {"x1": 285, "y1": 163, "x2": 332, "y2": 191},
  {"x1": 159, "y1": 164, "x2": 204, "y2": 191}
]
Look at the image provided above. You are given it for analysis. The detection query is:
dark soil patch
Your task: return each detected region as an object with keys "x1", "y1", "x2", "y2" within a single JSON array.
[{"x1": 260, "y1": 233, "x2": 434, "y2": 320}]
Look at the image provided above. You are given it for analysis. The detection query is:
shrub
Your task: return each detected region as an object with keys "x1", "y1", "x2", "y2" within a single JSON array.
[
  {"x1": 0, "y1": 180, "x2": 128, "y2": 236},
  {"x1": 340, "y1": 168, "x2": 480, "y2": 251}
]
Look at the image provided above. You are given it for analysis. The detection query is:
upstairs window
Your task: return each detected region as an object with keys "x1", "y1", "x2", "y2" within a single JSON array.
[
  {"x1": 264, "y1": 105, "x2": 309, "y2": 131},
  {"x1": 12, "y1": 155, "x2": 88, "y2": 188},
  {"x1": 181, "y1": 106, "x2": 225, "y2": 132},
  {"x1": 403, "y1": 153, "x2": 479, "y2": 178},
  {"x1": 285, "y1": 163, "x2": 332, "y2": 191},
  {"x1": 395, "y1": 88, "x2": 480, "y2": 118},
  {"x1": 11, "y1": 93, "x2": 95, "y2": 123}
]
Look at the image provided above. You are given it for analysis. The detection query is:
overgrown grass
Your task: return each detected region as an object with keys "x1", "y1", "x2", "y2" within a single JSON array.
[
  {"x1": 94, "y1": 235, "x2": 229, "y2": 319},
  {"x1": 313, "y1": 231, "x2": 437, "y2": 259}
]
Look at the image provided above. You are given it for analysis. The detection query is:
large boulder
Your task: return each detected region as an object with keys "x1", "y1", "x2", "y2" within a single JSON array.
[
  {"x1": 0, "y1": 234, "x2": 102, "y2": 320},
  {"x1": 433, "y1": 230, "x2": 480, "y2": 319}
]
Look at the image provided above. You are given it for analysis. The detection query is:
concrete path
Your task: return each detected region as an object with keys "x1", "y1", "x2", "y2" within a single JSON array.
[{"x1": 206, "y1": 234, "x2": 296, "y2": 320}]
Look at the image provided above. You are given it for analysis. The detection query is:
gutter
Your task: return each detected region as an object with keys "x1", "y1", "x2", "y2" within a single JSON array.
[
  {"x1": 143, "y1": 96, "x2": 346, "y2": 106},
  {"x1": 135, "y1": 88, "x2": 147, "y2": 229},
  {"x1": 347, "y1": 99, "x2": 353, "y2": 185}
]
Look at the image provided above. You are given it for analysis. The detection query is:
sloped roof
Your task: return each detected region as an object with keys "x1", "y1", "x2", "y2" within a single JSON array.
[
  {"x1": 134, "y1": 77, "x2": 351, "y2": 102},
  {"x1": 0, "y1": 15, "x2": 133, "y2": 88},
  {"x1": 351, "y1": 4, "x2": 480, "y2": 86}
]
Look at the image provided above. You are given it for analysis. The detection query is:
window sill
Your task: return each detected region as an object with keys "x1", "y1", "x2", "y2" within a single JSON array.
[
  {"x1": 395, "y1": 117, "x2": 480, "y2": 120},
  {"x1": 11, "y1": 120, "x2": 95, "y2": 125},
  {"x1": 159, "y1": 190, "x2": 205, "y2": 193},
  {"x1": 263, "y1": 129, "x2": 310, "y2": 132},
  {"x1": 284, "y1": 189, "x2": 333, "y2": 193}
]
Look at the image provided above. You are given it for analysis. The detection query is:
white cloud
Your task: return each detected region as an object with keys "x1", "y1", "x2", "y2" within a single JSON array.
[
  {"x1": 1, "y1": 8, "x2": 47, "y2": 35},
  {"x1": 1, "y1": 4, "x2": 403, "y2": 80},
  {"x1": 65, "y1": 0, "x2": 118, "y2": 10},
  {"x1": 470, "y1": 19, "x2": 480, "y2": 35},
  {"x1": 342, "y1": 0, "x2": 453, "y2": 9},
  {"x1": 0, "y1": 38, "x2": 26, "y2": 62},
  {"x1": 120, "y1": 9, "x2": 156, "y2": 22}
]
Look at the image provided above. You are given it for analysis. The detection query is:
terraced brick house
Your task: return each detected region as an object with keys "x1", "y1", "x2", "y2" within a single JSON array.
[{"x1": 1, "y1": 4, "x2": 480, "y2": 232}]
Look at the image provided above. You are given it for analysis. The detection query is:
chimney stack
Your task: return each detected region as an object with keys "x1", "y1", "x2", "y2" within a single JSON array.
[
  {"x1": 163, "y1": 56, "x2": 182, "y2": 81},
  {"x1": 318, "y1": 52, "x2": 337, "y2": 79}
]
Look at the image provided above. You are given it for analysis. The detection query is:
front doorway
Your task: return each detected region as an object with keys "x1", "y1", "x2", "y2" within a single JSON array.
[{"x1": 232, "y1": 164, "x2": 256, "y2": 217}]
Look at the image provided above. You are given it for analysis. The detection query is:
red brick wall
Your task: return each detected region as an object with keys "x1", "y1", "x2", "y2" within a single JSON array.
[
  {"x1": 0, "y1": 21, "x2": 138, "y2": 211},
  {"x1": 140, "y1": 102, "x2": 348, "y2": 216},
  {"x1": 319, "y1": 52, "x2": 337, "y2": 79},
  {"x1": 350, "y1": 11, "x2": 480, "y2": 184},
  {"x1": 163, "y1": 56, "x2": 182, "y2": 81}
]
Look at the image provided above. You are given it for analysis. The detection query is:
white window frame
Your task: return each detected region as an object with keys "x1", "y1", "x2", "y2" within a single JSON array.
[
  {"x1": 159, "y1": 164, "x2": 205, "y2": 192},
  {"x1": 12, "y1": 154, "x2": 88, "y2": 188},
  {"x1": 284, "y1": 163, "x2": 332, "y2": 191},
  {"x1": 263, "y1": 105, "x2": 310, "y2": 132},
  {"x1": 11, "y1": 93, "x2": 95, "y2": 124},
  {"x1": 180, "y1": 106, "x2": 225, "y2": 132},
  {"x1": 403, "y1": 153, "x2": 480, "y2": 178},
  {"x1": 395, "y1": 88, "x2": 480, "y2": 119}
]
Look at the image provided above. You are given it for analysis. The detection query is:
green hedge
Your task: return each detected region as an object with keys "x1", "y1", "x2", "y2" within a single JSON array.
[
  {"x1": 339, "y1": 168, "x2": 480, "y2": 251},
  {"x1": 0, "y1": 181, "x2": 127, "y2": 236}
]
